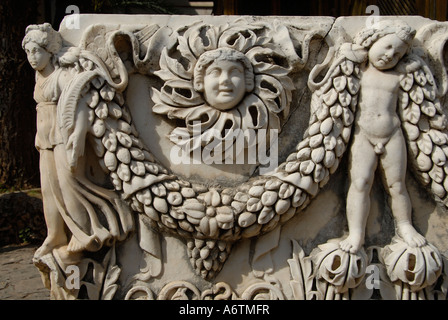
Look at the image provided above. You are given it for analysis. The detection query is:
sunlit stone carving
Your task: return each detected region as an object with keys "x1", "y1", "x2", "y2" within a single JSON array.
[{"x1": 24, "y1": 15, "x2": 448, "y2": 300}]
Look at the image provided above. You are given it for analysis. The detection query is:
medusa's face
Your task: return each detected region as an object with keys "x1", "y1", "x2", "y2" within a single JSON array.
[
  {"x1": 368, "y1": 33, "x2": 409, "y2": 70},
  {"x1": 24, "y1": 41, "x2": 51, "y2": 72},
  {"x1": 203, "y1": 59, "x2": 246, "y2": 111}
]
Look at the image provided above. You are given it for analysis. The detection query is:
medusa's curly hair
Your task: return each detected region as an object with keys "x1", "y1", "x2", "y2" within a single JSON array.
[
  {"x1": 22, "y1": 23, "x2": 62, "y2": 55},
  {"x1": 193, "y1": 47, "x2": 254, "y2": 93},
  {"x1": 354, "y1": 20, "x2": 416, "y2": 50}
]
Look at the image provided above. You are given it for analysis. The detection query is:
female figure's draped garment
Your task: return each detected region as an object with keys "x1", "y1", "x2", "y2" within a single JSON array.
[{"x1": 35, "y1": 67, "x2": 134, "y2": 253}]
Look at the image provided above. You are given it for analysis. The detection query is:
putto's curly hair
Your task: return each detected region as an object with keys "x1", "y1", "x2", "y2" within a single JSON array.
[
  {"x1": 354, "y1": 20, "x2": 416, "y2": 49},
  {"x1": 193, "y1": 47, "x2": 255, "y2": 93},
  {"x1": 22, "y1": 22, "x2": 62, "y2": 55}
]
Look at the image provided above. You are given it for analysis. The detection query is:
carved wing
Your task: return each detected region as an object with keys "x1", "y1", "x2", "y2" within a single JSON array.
[
  {"x1": 398, "y1": 54, "x2": 448, "y2": 204},
  {"x1": 274, "y1": 45, "x2": 360, "y2": 198}
]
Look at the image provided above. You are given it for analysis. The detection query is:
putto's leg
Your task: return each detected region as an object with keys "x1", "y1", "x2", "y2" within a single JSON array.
[
  {"x1": 340, "y1": 130, "x2": 378, "y2": 253},
  {"x1": 380, "y1": 131, "x2": 426, "y2": 247}
]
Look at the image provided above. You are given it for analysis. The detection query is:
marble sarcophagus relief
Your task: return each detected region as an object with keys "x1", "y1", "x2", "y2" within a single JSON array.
[{"x1": 23, "y1": 14, "x2": 448, "y2": 300}]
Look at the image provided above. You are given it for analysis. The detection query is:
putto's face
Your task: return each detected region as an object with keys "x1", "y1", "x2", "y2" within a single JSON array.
[
  {"x1": 24, "y1": 41, "x2": 51, "y2": 71},
  {"x1": 203, "y1": 59, "x2": 246, "y2": 111},
  {"x1": 368, "y1": 33, "x2": 409, "y2": 70}
]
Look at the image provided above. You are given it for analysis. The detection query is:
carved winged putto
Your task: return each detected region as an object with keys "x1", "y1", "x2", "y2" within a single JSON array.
[{"x1": 25, "y1": 17, "x2": 448, "y2": 299}]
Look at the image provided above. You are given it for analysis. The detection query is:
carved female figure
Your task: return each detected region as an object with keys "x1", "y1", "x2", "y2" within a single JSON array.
[
  {"x1": 23, "y1": 23, "x2": 133, "y2": 261},
  {"x1": 339, "y1": 23, "x2": 427, "y2": 253}
]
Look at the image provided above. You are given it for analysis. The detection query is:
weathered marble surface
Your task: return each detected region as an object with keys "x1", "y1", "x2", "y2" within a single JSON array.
[{"x1": 23, "y1": 14, "x2": 448, "y2": 300}]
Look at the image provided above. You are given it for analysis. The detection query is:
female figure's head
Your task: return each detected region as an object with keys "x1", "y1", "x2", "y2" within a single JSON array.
[
  {"x1": 355, "y1": 21, "x2": 416, "y2": 70},
  {"x1": 194, "y1": 47, "x2": 254, "y2": 110},
  {"x1": 22, "y1": 23, "x2": 62, "y2": 72}
]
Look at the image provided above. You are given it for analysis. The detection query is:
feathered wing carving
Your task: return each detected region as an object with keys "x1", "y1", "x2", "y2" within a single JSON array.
[
  {"x1": 397, "y1": 53, "x2": 448, "y2": 204},
  {"x1": 274, "y1": 43, "x2": 362, "y2": 196}
]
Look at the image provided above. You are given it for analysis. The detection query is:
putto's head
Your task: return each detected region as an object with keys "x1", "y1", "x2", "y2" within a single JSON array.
[
  {"x1": 22, "y1": 23, "x2": 62, "y2": 71},
  {"x1": 194, "y1": 48, "x2": 254, "y2": 110},
  {"x1": 355, "y1": 21, "x2": 416, "y2": 49},
  {"x1": 355, "y1": 21, "x2": 416, "y2": 70}
]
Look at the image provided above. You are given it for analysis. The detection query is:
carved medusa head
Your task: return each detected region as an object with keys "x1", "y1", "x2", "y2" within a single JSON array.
[
  {"x1": 151, "y1": 23, "x2": 294, "y2": 160},
  {"x1": 193, "y1": 48, "x2": 255, "y2": 111}
]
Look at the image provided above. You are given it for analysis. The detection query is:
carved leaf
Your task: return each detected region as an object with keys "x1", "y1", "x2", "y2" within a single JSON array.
[
  {"x1": 153, "y1": 197, "x2": 168, "y2": 214},
  {"x1": 275, "y1": 199, "x2": 291, "y2": 215},
  {"x1": 323, "y1": 88, "x2": 338, "y2": 106},
  {"x1": 333, "y1": 75, "x2": 347, "y2": 92},
  {"x1": 429, "y1": 114, "x2": 448, "y2": 130},
  {"x1": 182, "y1": 199, "x2": 206, "y2": 221},
  {"x1": 346, "y1": 76, "x2": 360, "y2": 95},
  {"x1": 238, "y1": 211, "x2": 257, "y2": 227},
  {"x1": 117, "y1": 163, "x2": 131, "y2": 182},
  {"x1": 402, "y1": 121, "x2": 420, "y2": 141},
  {"x1": 342, "y1": 108, "x2": 354, "y2": 126},
  {"x1": 95, "y1": 101, "x2": 109, "y2": 119},
  {"x1": 402, "y1": 102, "x2": 421, "y2": 124},
  {"x1": 258, "y1": 206, "x2": 275, "y2": 224},
  {"x1": 108, "y1": 101, "x2": 122, "y2": 119},
  {"x1": 300, "y1": 160, "x2": 315, "y2": 175},
  {"x1": 130, "y1": 161, "x2": 146, "y2": 176},
  {"x1": 382, "y1": 238, "x2": 443, "y2": 292},
  {"x1": 429, "y1": 164, "x2": 444, "y2": 184},
  {"x1": 416, "y1": 152, "x2": 433, "y2": 172},
  {"x1": 86, "y1": 89, "x2": 100, "y2": 108},
  {"x1": 409, "y1": 85, "x2": 424, "y2": 104},
  {"x1": 116, "y1": 147, "x2": 131, "y2": 164},
  {"x1": 151, "y1": 183, "x2": 167, "y2": 197},
  {"x1": 421, "y1": 100, "x2": 436, "y2": 117},
  {"x1": 338, "y1": 90, "x2": 351, "y2": 107},
  {"x1": 91, "y1": 119, "x2": 106, "y2": 138},
  {"x1": 278, "y1": 183, "x2": 295, "y2": 199},
  {"x1": 101, "y1": 254, "x2": 121, "y2": 300},
  {"x1": 160, "y1": 80, "x2": 203, "y2": 107},
  {"x1": 247, "y1": 197, "x2": 262, "y2": 212},
  {"x1": 159, "y1": 47, "x2": 192, "y2": 80},
  {"x1": 414, "y1": 69, "x2": 427, "y2": 86},
  {"x1": 311, "y1": 147, "x2": 325, "y2": 163},
  {"x1": 423, "y1": 84, "x2": 436, "y2": 101},
  {"x1": 100, "y1": 85, "x2": 115, "y2": 102},
  {"x1": 189, "y1": 24, "x2": 218, "y2": 57},
  {"x1": 417, "y1": 134, "x2": 433, "y2": 155},
  {"x1": 340, "y1": 60, "x2": 354, "y2": 76},
  {"x1": 136, "y1": 189, "x2": 153, "y2": 206},
  {"x1": 102, "y1": 132, "x2": 117, "y2": 152},
  {"x1": 116, "y1": 132, "x2": 133, "y2": 149},
  {"x1": 316, "y1": 104, "x2": 329, "y2": 121},
  {"x1": 320, "y1": 118, "x2": 333, "y2": 135},
  {"x1": 219, "y1": 28, "x2": 257, "y2": 53},
  {"x1": 104, "y1": 151, "x2": 118, "y2": 171},
  {"x1": 330, "y1": 104, "x2": 343, "y2": 118},
  {"x1": 288, "y1": 240, "x2": 315, "y2": 300},
  {"x1": 428, "y1": 129, "x2": 447, "y2": 146},
  {"x1": 432, "y1": 146, "x2": 446, "y2": 167},
  {"x1": 398, "y1": 90, "x2": 409, "y2": 109},
  {"x1": 400, "y1": 73, "x2": 414, "y2": 91}
]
